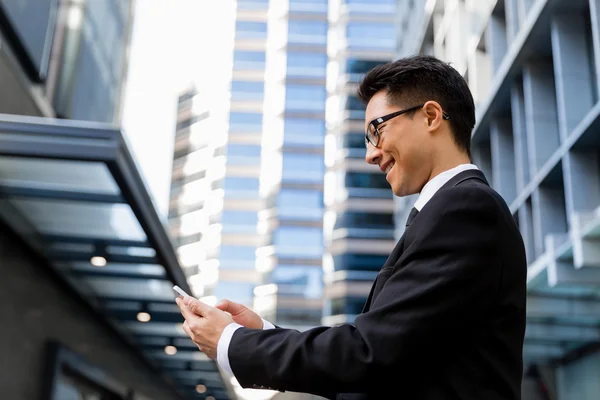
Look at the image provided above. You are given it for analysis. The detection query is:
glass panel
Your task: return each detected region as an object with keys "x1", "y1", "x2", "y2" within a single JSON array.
[
  {"x1": 288, "y1": 20, "x2": 327, "y2": 45},
  {"x1": 344, "y1": 171, "x2": 388, "y2": 189},
  {"x1": 223, "y1": 177, "x2": 260, "y2": 199},
  {"x1": 273, "y1": 226, "x2": 323, "y2": 257},
  {"x1": 231, "y1": 81, "x2": 264, "y2": 101},
  {"x1": 220, "y1": 211, "x2": 258, "y2": 234},
  {"x1": 229, "y1": 112, "x2": 262, "y2": 133},
  {"x1": 233, "y1": 50, "x2": 266, "y2": 70},
  {"x1": 283, "y1": 118, "x2": 325, "y2": 147},
  {"x1": 333, "y1": 253, "x2": 387, "y2": 271},
  {"x1": 60, "y1": 262, "x2": 165, "y2": 277},
  {"x1": 11, "y1": 198, "x2": 147, "y2": 241},
  {"x1": 270, "y1": 265, "x2": 322, "y2": 298},
  {"x1": 219, "y1": 245, "x2": 256, "y2": 270},
  {"x1": 235, "y1": 21, "x2": 268, "y2": 39},
  {"x1": 214, "y1": 281, "x2": 255, "y2": 305},
  {"x1": 346, "y1": 22, "x2": 396, "y2": 50},
  {"x1": 282, "y1": 153, "x2": 324, "y2": 183},
  {"x1": 286, "y1": 52, "x2": 327, "y2": 78},
  {"x1": 335, "y1": 211, "x2": 394, "y2": 230},
  {"x1": 0, "y1": 157, "x2": 120, "y2": 194},
  {"x1": 285, "y1": 85, "x2": 326, "y2": 112},
  {"x1": 237, "y1": 0, "x2": 269, "y2": 9}
]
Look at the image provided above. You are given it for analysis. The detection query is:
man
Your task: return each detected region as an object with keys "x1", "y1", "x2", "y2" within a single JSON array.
[{"x1": 176, "y1": 55, "x2": 527, "y2": 400}]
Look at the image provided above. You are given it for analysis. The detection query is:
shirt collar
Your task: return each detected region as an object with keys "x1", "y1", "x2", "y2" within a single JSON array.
[{"x1": 413, "y1": 164, "x2": 479, "y2": 211}]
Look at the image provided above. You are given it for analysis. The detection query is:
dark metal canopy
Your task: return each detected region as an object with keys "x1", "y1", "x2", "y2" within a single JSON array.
[{"x1": 0, "y1": 113, "x2": 232, "y2": 400}]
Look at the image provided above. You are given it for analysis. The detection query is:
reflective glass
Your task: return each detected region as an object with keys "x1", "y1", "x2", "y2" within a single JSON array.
[
  {"x1": 273, "y1": 226, "x2": 323, "y2": 257},
  {"x1": 283, "y1": 118, "x2": 326, "y2": 147},
  {"x1": 223, "y1": 177, "x2": 260, "y2": 191},
  {"x1": 235, "y1": 21, "x2": 268, "y2": 39},
  {"x1": 282, "y1": 153, "x2": 324, "y2": 183},
  {"x1": 270, "y1": 265, "x2": 322, "y2": 298},
  {"x1": 285, "y1": 85, "x2": 326, "y2": 112},
  {"x1": 231, "y1": 81, "x2": 264, "y2": 101},
  {"x1": 219, "y1": 244, "x2": 257, "y2": 270},
  {"x1": 0, "y1": 157, "x2": 119, "y2": 195},
  {"x1": 344, "y1": 172, "x2": 388, "y2": 189},
  {"x1": 214, "y1": 281, "x2": 255, "y2": 305},
  {"x1": 237, "y1": 0, "x2": 269, "y2": 9},
  {"x1": 330, "y1": 296, "x2": 367, "y2": 316},
  {"x1": 286, "y1": 52, "x2": 327, "y2": 78},
  {"x1": 334, "y1": 211, "x2": 394, "y2": 230},
  {"x1": 233, "y1": 50, "x2": 266, "y2": 70},
  {"x1": 288, "y1": 20, "x2": 327, "y2": 44},
  {"x1": 226, "y1": 144, "x2": 262, "y2": 158},
  {"x1": 333, "y1": 253, "x2": 387, "y2": 271},
  {"x1": 229, "y1": 112, "x2": 262, "y2": 132},
  {"x1": 220, "y1": 211, "x2": 258, "y2": 234},
  {"x1": 346, "y1": 22, "x2": 396, "y2": 50}
]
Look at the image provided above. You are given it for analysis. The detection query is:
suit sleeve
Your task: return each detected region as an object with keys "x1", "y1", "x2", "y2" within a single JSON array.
[{"x1": 228, "y1": 186, "x2": 503, "y2": 395}]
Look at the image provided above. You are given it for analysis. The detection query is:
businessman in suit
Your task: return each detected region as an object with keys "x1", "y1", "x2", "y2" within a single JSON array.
[{"x1": 176, "y1": 55, "x2": 527, "y2": 400}]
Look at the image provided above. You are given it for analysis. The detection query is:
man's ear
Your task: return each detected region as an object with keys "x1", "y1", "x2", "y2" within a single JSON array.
[{"x1": 422, "y1": 101, "x2": 444, "y2": 132}]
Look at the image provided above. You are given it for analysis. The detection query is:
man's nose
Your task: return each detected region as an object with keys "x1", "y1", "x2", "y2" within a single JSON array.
[{"x1": 365, "y1": 144, "x2": 381, "y2": 165}]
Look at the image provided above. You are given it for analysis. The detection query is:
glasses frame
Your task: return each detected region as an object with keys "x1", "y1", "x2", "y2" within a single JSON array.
[{"x1": 364, "y1": 104, "x2": 450, "y2": 148}]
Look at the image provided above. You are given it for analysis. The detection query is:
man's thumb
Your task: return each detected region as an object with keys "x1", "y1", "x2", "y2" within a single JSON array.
[{"x1": 215, "y1": 299, "x2": 246, "y2": 315}]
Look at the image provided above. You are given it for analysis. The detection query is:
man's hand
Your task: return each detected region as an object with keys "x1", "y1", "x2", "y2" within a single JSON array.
[
  {"x1": 176, "y1": 296, "x2": 234, "y2": 359},
  {"x1": 216, "y1": 299, "x2": 264, "y2": 329}
]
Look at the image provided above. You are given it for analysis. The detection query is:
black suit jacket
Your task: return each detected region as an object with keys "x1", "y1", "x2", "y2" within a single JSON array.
[{"x1": 228, "y1": 170, "x2": 527, "y2": 400}]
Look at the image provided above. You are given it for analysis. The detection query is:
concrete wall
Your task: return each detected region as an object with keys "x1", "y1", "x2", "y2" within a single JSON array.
[{"x1": 0, "y1": 223, "x2": 183, "y2": 400}]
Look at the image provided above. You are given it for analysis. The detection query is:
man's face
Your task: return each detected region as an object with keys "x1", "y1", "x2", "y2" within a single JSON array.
[{"x1": 364, "y1": 90, "x2": 432, "y2": 197}]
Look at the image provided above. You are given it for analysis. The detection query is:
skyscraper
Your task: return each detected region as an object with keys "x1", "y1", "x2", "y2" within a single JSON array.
[
  {"x1": 396, "y1": 1, "x2": 600, "y2": 399},
  {"x1": 321, "y1": 0, "x2": 399, "y2": 327}
]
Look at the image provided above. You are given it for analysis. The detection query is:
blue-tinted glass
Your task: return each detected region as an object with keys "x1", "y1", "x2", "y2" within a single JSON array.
[
  {"x1": 219, "y1": 245, "x2": 256, "y2": 270},
  {"x1": 345, "y1": 172, "x2": 388, "y2": 189},
  {"x1": 214, "y1": 281, "x2": 255, "y2": 305},
  {"x1": 233, "y1": 50, "x2": 266, "y2": 70},
  {"x1": 224, "y1": 177, "x2": 259, "y2": 190},
  {"x1": 287, "y1": 52, "x2": 327, "y2": 78},
  {"x1": 343, "y1": 133, "x2": 366, "y2": 149},
  {"x1": 273, "y1": 227, "x2": 323, "y2": 257},
  {"x1": 0, "y1": 0, "x2": 58, "y2": 79},
  {"x1": 333, "y1": 253, "x2": 387, "y2": 272},
  {"x1": 227, "y1": 144, "x2": 262, "y2": 158},
  {"x1": 334, "y1": 211, "x2": 394, "y2": 230},
  {"x1": 229, "y1": 112, "x2": 262, "y2": 132},
  {"x1": 346, "y1": 22, "x2": 395, "y2": 50},
  {"x1": 346, "y1": 0, "x2": 396, "y2": 3},
  {"x1": 283, "y1": 118, "x2": 325, "y2": 147},
  {"x1": 285, "y1": 85, "x2": 326, "y2": 112},
  {"x1": 330, "y1": 296, "x2": 367, "y2": 315},
  {"x1": 270, "y1": 265, "x2": 322, "y2": 298},
  {"x1": 277, "y1": 189, "x2": 323, "y2": 220},
  {"x1": 237, "y1": 0, "x2": 269, "y2": 10},
  {"x1": 282, "y1": 153, "x2": 324, "y2": 183},
  {"x1": 221, "y1": 211, "x2": 258, "y2": 234},
  {"x1": 288, "y1": 21, "x2": 327, "y2": 45},
  {"x1": 231, "y1": 81, "x2": 264, "y2": 101},
  {"x1": 236, "y1": 21, "x2": 268, "y2": 39}
]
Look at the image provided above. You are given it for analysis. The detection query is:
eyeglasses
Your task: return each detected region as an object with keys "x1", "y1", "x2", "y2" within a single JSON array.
[{"x1": 364, "y1": 104, "x2": 450, "y2": 148}]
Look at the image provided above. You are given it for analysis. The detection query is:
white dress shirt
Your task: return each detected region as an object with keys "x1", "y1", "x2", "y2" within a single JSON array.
[{"x1": 216, "y1": 163, "x2": 479, "y2": 376}]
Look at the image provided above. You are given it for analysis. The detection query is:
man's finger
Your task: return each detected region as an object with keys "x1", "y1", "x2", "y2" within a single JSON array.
[
  {"x1": 176, "y1": 297, "x2": 203, "y2": 322},
  {"x1": 183, "y1": 296, "x2": 213, "y2": 317},
  {"x1": 215, "y1": 299, "x2": 245, "y2": 315}
]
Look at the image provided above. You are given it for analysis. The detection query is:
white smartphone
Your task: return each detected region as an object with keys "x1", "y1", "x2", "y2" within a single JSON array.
[{"x1": 173, "y1": 285, "x2": 191, "y2": 299}]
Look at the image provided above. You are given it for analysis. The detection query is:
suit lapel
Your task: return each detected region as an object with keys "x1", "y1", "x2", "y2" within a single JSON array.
[{"x1": 361, "y1": 169, "x2": 489, "y2": 313}]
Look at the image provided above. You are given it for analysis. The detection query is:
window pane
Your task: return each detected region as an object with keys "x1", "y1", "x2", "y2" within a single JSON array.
[
  {"x1": 288, "y1": 21, "x2": 327, "y2": 45},
  {"x1": 287, "y1": 52, "x2": 327, "y2": 78},
  {"x1": 219, "y1": 245, "x2": 256, "y2": 269},
  {"x1": 233, "y1": 50, "x2": 266, "y2": 70},
  {"x1": 333, "y1": 253, "x2": 387, "y2": 271},
  {"x1": 231, "y1": 81, "x2": 264, "y2": 101},
  {"x1": 344, "y1": 172, "x2": 388, "y2": 189},
  {"x1": 235, "y1": 21, "x2": 268, "y2": 39},
  {"x1": 285, "y1": 85, "x2": 326, "y2": 112},
  {"x1": 346, "y1": 22, "x2": 396, "y2": 50},
  {"x1": 277, "y1": 189, "x2": 323, "y2": 220},
  {"x1": 273, "y1": 226, "x2": 323, "y2": 257},
  {"x1": 229, "y1": 112, "x2": 262, "y2": 132},
  {"x1": 270, "y1": 265, "x2": 323, "y2": 298},
  {"x1": 283, "y1": 118, "x2": 325, "y2": 147},
  {"x1": 221, "y1": 211, "x2": 258, "y2": 234},
  {"x1": 227, "y1": 144, "x2": 261, "y2": 158},
  {"x1": 214, "y1": 281, "x2": 255, "y2": 305},
  {"x1": 334, "y1": 211, "x2": 394, "y2": 230},
  {"x1": 282, "y1": 153, "x2": 324, "y2": 183}
]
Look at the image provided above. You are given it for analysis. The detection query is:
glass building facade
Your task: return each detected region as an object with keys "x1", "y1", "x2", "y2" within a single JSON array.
[
  {"x1": 321, "y1": 0, "x2": 399, "y2": 327},
  {"x1": 397, "y1": 1, "x2": 600, "y2": 399}
]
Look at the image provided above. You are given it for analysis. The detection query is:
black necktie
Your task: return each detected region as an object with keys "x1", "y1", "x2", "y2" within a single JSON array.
[{"x1": 406, "y1": 207, "x2": 419, "y2": 227}]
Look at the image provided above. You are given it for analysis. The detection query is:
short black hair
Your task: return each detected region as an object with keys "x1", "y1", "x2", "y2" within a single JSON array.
[{"x1": 357, "y1": 55, "x2": 475, "y2": 158}]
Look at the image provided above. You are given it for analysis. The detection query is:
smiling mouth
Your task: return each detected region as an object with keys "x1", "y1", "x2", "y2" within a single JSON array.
[{"x1": 384, "y1": 161, "x2": 395, "y2": 174}]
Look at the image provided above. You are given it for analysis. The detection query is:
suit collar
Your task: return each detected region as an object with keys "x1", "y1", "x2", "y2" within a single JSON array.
[{"x1": 413, "y1": 164, "x2": 480, "y2": 211}]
